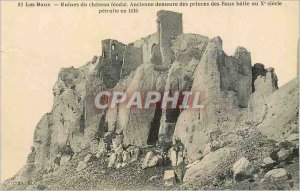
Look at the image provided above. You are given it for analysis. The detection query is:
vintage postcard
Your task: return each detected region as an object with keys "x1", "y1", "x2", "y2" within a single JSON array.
[{"x1": 1, "y1": 0, "x2": 299, "y2": 190}]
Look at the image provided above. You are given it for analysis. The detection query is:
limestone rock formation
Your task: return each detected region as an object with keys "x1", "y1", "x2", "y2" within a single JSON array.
[
  {"x1": 5, "y1": 10, "x2": 298, "y2": 190},
  {"x1": 183, "y1": 147, "x2": 234, "y2": 183}
]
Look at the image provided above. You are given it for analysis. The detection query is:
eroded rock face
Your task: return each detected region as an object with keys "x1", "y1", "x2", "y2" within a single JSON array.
[
  {"x1": 13, "y1": 10, "x2": 298, "y2": 186},
  {"x1": 255, "y1": 78, "x2": 298, "y2": 140},
  {"x1": 173, "y1": 37, "x2": 242, "y2": 161},
  {"x1": 159, "y1": 34, "x2": 209, "y2": 143},
  {"x1": 183, "y1": 147, "x2": 234, "y2": 183}
]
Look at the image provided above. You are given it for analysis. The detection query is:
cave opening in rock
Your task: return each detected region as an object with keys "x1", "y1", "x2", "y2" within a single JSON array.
[
  {"x1": 165, "y1": 108, "x2": 181, "y2": 139},
  {"x1": 79, "y1": 112, "x2": 85, "y2": 134},
  {"x1": 147, "y1": 102, "x2": 162, "y2": 145},
  {"x1": 95, "y1": 114, "x2": 108, "y2": 141}
]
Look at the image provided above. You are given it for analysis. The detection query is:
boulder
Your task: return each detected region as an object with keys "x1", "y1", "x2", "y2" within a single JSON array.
[
  {"x1": 168, "y1": 147, "x2": 184, "y2": 167},
  {"x1": 122, "y1": 150, "x2": 131, "y2": 164},
  {"x1": 286, "y1": 133, "x2": 299, "y2": 142},
  {"x1": 149, "y1": 175, "x2": 160, "y2": 182},
  {"x1": 201, "y1": 143, "x2": 211, "y2": 158},
  {"x1": 232, "y1": 157, "x2": 251, "y2": 180},
  {"x1": 107, "y1": 153, "x2": 117, "y2": 168},
  {"x1": 116, "y1": 152, "x2": 123, "y2": 164},
  {"x1": 90, "y1": 140, "x2": 99, "y2": 155},
  {"x1": 265, "y1": 168, "x2": 287, "y2": 179},
  {"x1": 142, "y1": 151, "x2": 162, "y2": 169},
  {"x1": 104, "y1": 132, "x2": 112, "y2": 139},
  {"x1": 84, "y1": 153, "x2": 96, "y2": 163},
  {"x1": 277, "y1": 149, "x2": 289, "y2": 162},
  {"x1": 59, "y1": 154, "x2": 71, "y2": 166},
  {"x1": 14, "y1": 10, "x2": 299, "y2": 186},
  {"x1": 168, "y1": 148, "x2": 177, "y2": 167},
  {"x1": 164, "y1": 170, "x2": 176, "y2": 186},
  {"x1": 115, "y1": 163, "x2": 122, "y2": 169},
  {"x1": 96, "y1": 139, "x2": 106, "y2": 158},
  {"x1": 262, "y1": 156, "x2": 276, "y2": 171},
  {"x1": 127, "y1": 146, "x2": 141, "y2": 162},
  {"x1": 114, "y1": 144, "x2": 124, "y2": 154},
  {"x1": 183, "y1": 148, "x2": 233, "y2": 183},
  {"x1": 263, "y1": 157, "x2": 275, "y2": 165},
  {"x1": 112, "y1": 135, "x2": 123, "y2": 149},
  {"x1": 76, "y1": 161, "x2": 87, "y2": 171}
]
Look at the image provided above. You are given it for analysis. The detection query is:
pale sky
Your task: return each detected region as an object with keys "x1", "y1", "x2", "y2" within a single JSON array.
[{"x1": 1, "y1": 1, "x2": 299, "y2": 182}]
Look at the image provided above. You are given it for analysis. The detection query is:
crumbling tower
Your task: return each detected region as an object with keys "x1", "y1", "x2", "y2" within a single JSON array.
[
  {"x1": 101, "y1": 39, "x2": 126, "y2": 63},
  {"x1": 157, "y1": 10, "x2": 183, "y2": 65}
]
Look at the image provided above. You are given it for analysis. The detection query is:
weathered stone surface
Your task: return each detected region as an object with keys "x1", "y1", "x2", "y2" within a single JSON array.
[
  {"x1": 95, "y1": 139, "x2": 106, "y2": 158},
  {"x1": 13, "y1": 164, "x2": 35, "y2": 183},
  {"x1": 174, "y1": 37, "x2": 241, "y2": 161},
  {"x1": 134, "y1": 33, "x2": 159, "y2": 63},
  {"x1": 265, "y1": 168, "x2": 287, "y2": 179},
  {"x1": 121, "y1": 45, "x2": 143, "y2": 78},
  {"x1": 90, "y1": 140, "x2": 99, "y2": 155},
  {"x1": 149, "y1": 175, "x2": 160, "y2": 182},
  {"x1": 142, "y1": 151, "x2": 162, "y2": 169},
  {"x1": 109, "y1": 64, "x2": 167, "y2": 146},
  {"x1": 26, "y1": 147, "x2": 36, "y2": 164},
  {"x1": 112, "y1": 135, "x2": 123, "y2": 149},
  {"x1": 159, "y1": 34, "x2": 209, "y2": 141},
  {"x1": 252, "y1": 63, "x2": 278, "y2": 93},
  {"x1": 256, "y1": 78, "x2": 299, "y2": 140},
  {"x1": 157, "y1": 10, "x2": 183, "y2": 65},
  {"x1": 14, "y1": 10, "x2": 299, "y2": 186},
  {"x1": 168, "y1": 146, "x2": 184, "y2": 167},
  {"x1": 232, "y1": 157, "x2": 251, "y2": 180},
  {"x1": 122, "y1": 150, "x2": 131, "y2": 164},
  {"x1": 164, "y1": 170, "x2": 176, "y2": 186},
  {"x1": 183, "y1": 148, "x2": 234, "y2": 183},
  {"x1": 286, "y1": 133, "x2": 299, "y2": 143},
  {"x1": 84, "y1": 153, "x2": 96, "y2": 163},
  {"x1": 115, "y1": 163, "x2": 122, "y2": 169},
  {"x1": 76, "y1": 161, "x2": 87, "y2": 171},
  {"x1": 59, "y1": 154, "x2": 71, "y2": 166},
  {"x1": 232, "y1": 157, "x2": 250, "y2": 177},
  {"x1": 32, "y1": 113, "x2": 52, "y2": 172},
  {"x1": 107, "y1": 153, "x2": 117, "y2": 168},
  {"x1": 229, "y1": 47, "x2": 252, "y2": 107},
  {"x1": 127, "y1": 146, "x2": 141, "y2": 162},
  {"x1": 277, "y1": 149, "x2": 288, "y2": 159},
  {"x1": 263, "y1": 157, "x2": 275, "y2": 165}
]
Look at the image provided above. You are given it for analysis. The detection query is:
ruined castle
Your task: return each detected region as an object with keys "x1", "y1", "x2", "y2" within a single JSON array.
[{"x1": 10, "y1": 10, "x2": 298, "y2": 188}]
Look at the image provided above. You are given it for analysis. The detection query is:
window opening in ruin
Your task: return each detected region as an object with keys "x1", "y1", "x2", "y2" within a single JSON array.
[
  {"x1": 147, "y1": 102, "x2": 162, "y2": 145},
  {"x1": 102, "y1": 51, "x2": 106, "y2": 58},
  {"x1": 115, "y1": 54, "x2": 119, "y2": 60},
  {"x1": 112, "y1": 44, "x2": 115, "y2": 50}
]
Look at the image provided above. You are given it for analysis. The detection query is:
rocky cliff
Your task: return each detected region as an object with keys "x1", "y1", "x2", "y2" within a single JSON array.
[{"x1": 4, "y1": 10, "x2": 299, "y2": 190}]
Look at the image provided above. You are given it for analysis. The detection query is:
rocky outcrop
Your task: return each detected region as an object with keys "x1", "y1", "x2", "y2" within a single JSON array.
[
  {"x1": 258, "y1": 78, "x2": 297, "y2": 135},
  {"x1": 183, "y1": 147, "x2": 234, "y2": 183},
  {"x1": 7, "y1": 10, "x2": 298, "y2": 190}
]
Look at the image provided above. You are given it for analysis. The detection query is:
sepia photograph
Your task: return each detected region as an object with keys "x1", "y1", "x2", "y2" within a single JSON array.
[{"x1": 1, "y1": 0, "x2": 299, "y2": 190}]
